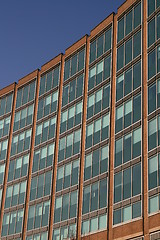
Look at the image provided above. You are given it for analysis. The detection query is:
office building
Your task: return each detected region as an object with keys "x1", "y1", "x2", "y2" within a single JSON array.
[{"x1": 0, "y1": 0, "x2": 160, "y2": 239}]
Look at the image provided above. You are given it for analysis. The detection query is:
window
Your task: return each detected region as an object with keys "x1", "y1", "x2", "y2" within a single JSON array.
[
  {"x1": 81, "y1": 213, "x2": 107, "y2": 236},
  {"x1": 58, "y1": 129, "x2": 81, "y2": 162},
  {"x1": 0, "y1": 93, "x2": 13, "y2": 116},
  {"x1": 148, "y1": 153, "x2": 160, "y2": 190},
  {"x1": 37, "y1": 90, "x2": 58, "y2": 120},
  {"x1": 39, "y1": 66, "x2": 60, "y2": 96},
  {"x1": 62, "y1": 74, "x2": 84, "y2": 107},
  {"x1": 148, "y1": 0, "x2": 160, "y2": 16},
  {"x1": 117, "y1": 31, "x2": 141, "y2": 71},
  {"x1": 148, "y1": 80, "x2": 160, "y2": 114},
  {"x1": 32, "y1": 143, "x2": 54, "y2": 172},
  {"x1": 85, "y1": 114, "x2": 110, "y2": 149},
  {"x1": 90, "y1": 27, "x2": 112, "y2": 63},
  {"x1": 88, "y1": 55, "x2": 111, "y2": 91},
  {"x1": 117, "y1": 2, "x2": 141, "y2": 43},
  {"x1": 54, "y1": 190, "x2": 78, "y2": 223},
  {"x1": 27, "y1": 201, "x2": 50, "y2": 230},
  {"x1": 87, "y1": 84, "x2": 110, "y2": 119},
  {"x1": 26, "y1": 232, "x2": 48, "y2": 240},
  {"x1": 60, "y1": 101, "x2": 83, "y2": 133},
  {"x1": 53, "y1": 224, "x2": 76, "y2": 240},
  {"x1": 148, "y1": 115, "x2": 160, "y2": 151},
  {"x1": 30, "y1": 171, "x2": 52, "y2": 201},
  {"x1": 1, "y1": 209, "x2": 24, "y2": 236},
  {"x1": 14, "y1": 104, "x2": 34, "y2": 131},
  {"x1": 8, "y1": 154, "x2": 29, "y2": 181},
  {"x1": 0, "y1": 163, "x2": 5, "y2": 184},
  {"x1": 35, "y1": 116, "x2": 56, "y2": 145},
  {"x1": 56, "y1": 159, "x2": 79, "y2": 192},
  {"x1": 0, "y1": 116, "x2": 11, "y2": 137},
  {"x1": 5, "y1": 181, "x2": 27, "y2": 208},
  {"x1": 148, "y1": 46, "x2": 160, "y2": 80},
  {"x1": 115, "y1": 127, "x2": 141, "y2": 167},
  {"x1": 16, "y1": 81, "x2": 36, "y2": 108},
  {"x1": 84, "y1": 145, "x2": 108, "y2": 181},
  {"x1": 116, "y1": 61, "x2": 141, "y2": 101},
  {"x1": 82, "y1": 178, "x2": 107, "y2": 215},
  {"x1": 113, "y1": 201, "x2": 141, "y2": 225},
  {"x1": 64, "y1": 49, "x2": 85, "y2": 81},
  {"x1": 149, "y1": 193, "x2": 160, "y2": 213},
  {"x1": 115, "y1": 94, "x2": 141, "y2": 133},
  {"x1": 114, "y1": 163, "x2": 141, "y2": 203},
  {"x1": 11, "y1": 129, "x2": 32, "y2": 156},
  {"x1": 148, "y1": 14, "x2": 160, "y2": 47},
  {"x1": 0, "y1": 139, "x2": 8, "y2": 161}
]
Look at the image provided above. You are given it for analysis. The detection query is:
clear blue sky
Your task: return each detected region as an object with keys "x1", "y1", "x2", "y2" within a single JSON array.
[{"x1": 0, "y1": 0, "x2": 124, "y2": 90}]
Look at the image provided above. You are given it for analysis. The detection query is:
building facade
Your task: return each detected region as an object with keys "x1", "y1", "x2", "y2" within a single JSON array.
[{"x1": 0, "y1": 0, "x2": 160, "y2": 239}]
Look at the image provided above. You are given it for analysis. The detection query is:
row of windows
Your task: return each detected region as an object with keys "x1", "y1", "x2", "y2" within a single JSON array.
[
  {"x1": 0, "y1": 163, "x2": 5, "y2": 184},
  {"x1": 2, "y1": 209, "x2": 24, "y2": 236},
  {"x1": 90, "y1": 28, "x2": 112, "y2": 63},
  {"x1": 62, "y1": 74, "x2": 83, "y2": 107},
  {"x1": 27, "y1": 232, "x2": 48, "y2": 240},
  {"x1": 113, "y1": 201, "x2": 141, "y2": 225},
  {"x1": 148, "y1": 46, "x2": 160, "y2": 80},
  {"x1": 148, "y1": 115, "x2": 160, "y2": 151},
  {"x1": 148, "y1": 80, "x2": 160, "y2": 114},
  {"x1": 82, "y1": 213, "x2": 107, "y2": 236},
  {"x1": 58, "y1": 129, "x2": 81, "y2": 162},
  {"x1": 16, "y1": 81, "x2": 36, "y2": 109},
  {"x1": 114, "y1": 163, "x2": 141, "y2": 203},
  {"x1": 30, "y1": 171, "x2": 52, "y2": 201},
  {"x1": 53, "y1": 224, "x2": 76, "y2": 240},
  {"x1": 116, "y1": 61, "x2": 141, "y2": 101},
  {"x1": 82, "y1": 178, "x2": 107, "y2": 215},
  {"x1": 0, "y1": 94, "x2": 13, "y2": 116},
  {"x1": 0, "y1": 139, "x2": 8, "y2": 161},
  {"x1": 88, "y1": 55, "x2": 111, "y2": 91},
  {"x1": 39, "y1": 66, "x2": 60, "y2": 96},
  {"x1": 56, "y1": 159, "x2": 79, "y2": 192},
  {"x1": 149, "y1": 193, "x2": 160, "y2": 214},
  {"x1": 8, "y1": 154, "x2": 29, "y2": 182},
  {"x1": 54, "y1": 190, "x2": 78, "y2": 223},
  {"x1": 87, "y1": 84, "x2": 110, "y2": 119},
  {"x1": 27, "y1": 201, "x2": 50, "y2": 230},
  {"x1": 117, "y1": 31, "x2": 141, "y2": 71},
  {"x1": 148, "y1": 0, "x2": 160, "y2": 16},
  {"x1": 84, "y1": 145, "x2": 108, "y2": 181},
  {"x1": 86, "y1": 114, "x2": 109, "y2": 149},
  {"x1": 115, "y1": 94, "x2": 141, "y2": 133},
  {"x1": 35, "y1": 116, "x2": 56, "y2": 146},
  {"x1": 60, "y1": 101, "x2": 82, "y2": 134},
  {"x1": 118, "y1": 3, "x2": 141, "y2": 42},
  {"x1": 148, "y1": 153, "x2": 160, "y2": 190},
  {"x1": 148, "y1": 14, "x2": 160, "y2": 47},
  {"x1": 64, "y1": 49, "x2": 85, "y2": 81},
  {"x1": 5, "y1": 181, "x2": 26, "y2": 208},
  {"x1": 11, "y1": 129, "x2": 32, "y2": 156},
  {"x1": 0, "y1": 116, "x2": 10, "y2": 137},
  {"x1": 32, "y1": 143, "x2": 54, "y2": 172},
  {"x1": 37, "y1": 90, "x2": 58, "y2": 120},
  {"x1": 115, "y1": 127, "x2": 141, "y2": 167},
  {"x1": 14, "y1": 104, "x2": 34, "y2": 131}
]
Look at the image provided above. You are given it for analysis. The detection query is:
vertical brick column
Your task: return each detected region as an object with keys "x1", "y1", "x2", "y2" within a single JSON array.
[
  {"x1": 108, "y1": 13, "x2": 117, "y2": 240},
  {"x1": 77, "y1": 36, "x2": 89, "y2": 240},
  {"x1": 48, "y1": 54, "x2": 64, "y2": 240},
  {"x1": 142, "y1": 0, "x2": 149, "y2": 239},
  {"x1": 0, "y1": 84, "x2": 17, "y2": 235},
  {"x1": 22, "y1": 70, "x2": 40, "y2": 240}
]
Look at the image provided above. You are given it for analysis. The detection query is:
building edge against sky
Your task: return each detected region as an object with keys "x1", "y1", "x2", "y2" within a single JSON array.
[{"x1": 0, "y1": 0, "x2": 160, "y2": 239}]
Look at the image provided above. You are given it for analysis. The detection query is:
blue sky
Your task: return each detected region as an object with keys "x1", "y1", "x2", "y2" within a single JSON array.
[{"x1": 0, "y1": 0, "x2": 124, "y2": 90}]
